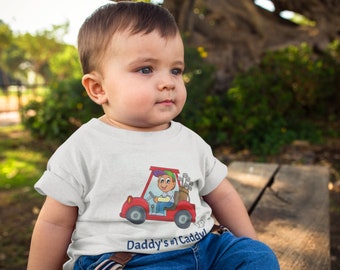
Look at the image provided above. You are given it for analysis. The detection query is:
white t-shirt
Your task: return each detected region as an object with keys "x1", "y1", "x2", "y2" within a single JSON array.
[{"x1": 35, "y1": 119, "x2": 227, "y2": 269}]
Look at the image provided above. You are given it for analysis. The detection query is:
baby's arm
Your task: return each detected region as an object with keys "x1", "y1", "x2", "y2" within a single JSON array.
[
  {"x1": 203, "y1": 178, "x2": 258, "y2": 240},
  {"x1": 27, "y1": 196, "x2": 78, "y2": 270}
]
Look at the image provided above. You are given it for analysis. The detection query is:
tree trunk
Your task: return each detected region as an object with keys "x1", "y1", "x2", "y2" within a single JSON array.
[{"x1": 163, "y1": 0, "x2": 340, "y2": 88}]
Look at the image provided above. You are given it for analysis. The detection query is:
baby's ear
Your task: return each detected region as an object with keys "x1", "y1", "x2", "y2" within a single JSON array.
[{"x1": 82, "y1": 72, "x2": 107, "y2": 105}]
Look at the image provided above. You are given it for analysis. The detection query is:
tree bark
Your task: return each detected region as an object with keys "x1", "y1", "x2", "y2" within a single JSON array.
[{"x1": 163, "y1": 0, "x2": 340, "y2": 88}]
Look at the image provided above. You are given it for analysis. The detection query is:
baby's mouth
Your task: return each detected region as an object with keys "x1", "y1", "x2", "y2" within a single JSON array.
[{"x1": 157, "y1": 99, "x2": 174, "y2": 105}]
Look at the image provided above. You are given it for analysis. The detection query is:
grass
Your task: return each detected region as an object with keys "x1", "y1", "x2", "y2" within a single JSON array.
[
  {"x1": 0, "y1": 125, "x2": 54, "y2": 190},
  {"x1": 0, "y1": 124, "x2": 54, "y2": 269},
  {"x1": 0, "y1": 188, "x2": 44, "y2": 269}
]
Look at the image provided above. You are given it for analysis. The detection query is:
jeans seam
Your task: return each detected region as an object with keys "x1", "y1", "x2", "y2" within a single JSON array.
[{"x1": 191, "y1": 243, "x2": 199, "y2": 270}]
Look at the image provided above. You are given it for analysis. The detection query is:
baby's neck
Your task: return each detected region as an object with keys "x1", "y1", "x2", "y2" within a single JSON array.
[{"x1": 99, "y1": 115, "x2": 171, "y2": 132}]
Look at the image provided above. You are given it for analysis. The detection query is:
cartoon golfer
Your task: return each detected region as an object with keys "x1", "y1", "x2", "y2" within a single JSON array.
[{"x1": 153, "y1": 170, "x2": 177, "y2": 215}]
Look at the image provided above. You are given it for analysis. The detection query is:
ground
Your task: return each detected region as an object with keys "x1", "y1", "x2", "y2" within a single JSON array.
[
  {"x1": 0, "y1": 112, "x2": 339, "y2": 269},
  {"x1": 215, "y1": 138, "x2": 340, "y2": 269}
]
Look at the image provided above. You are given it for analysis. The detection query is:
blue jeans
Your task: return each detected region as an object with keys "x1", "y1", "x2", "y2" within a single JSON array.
[{"x1": 74, "y1": 232, "x2": 279, "y2": 269}]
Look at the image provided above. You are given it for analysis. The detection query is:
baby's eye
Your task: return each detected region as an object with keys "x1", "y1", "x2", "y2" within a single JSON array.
[
  {"x1": 171, "y1": 68, "x2": 183, "y2": 75},
  {"x1": 138, "y1": 67, "x2": 153, "y2": 74}
]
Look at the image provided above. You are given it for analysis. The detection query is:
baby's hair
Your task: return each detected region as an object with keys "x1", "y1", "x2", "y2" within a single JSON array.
[{"x1": 78, "y1": 1, "x2": 179, "y2": 74}]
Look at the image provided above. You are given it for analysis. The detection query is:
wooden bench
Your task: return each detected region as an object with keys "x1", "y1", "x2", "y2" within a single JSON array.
[{"x1": 227, "y1": 161, "x2": 330, "y2": 270}]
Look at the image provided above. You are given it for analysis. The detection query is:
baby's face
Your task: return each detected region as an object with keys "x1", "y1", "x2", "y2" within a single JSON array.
[{"x1": 100, "y1": 30, "x2": 186, "y2": 131}]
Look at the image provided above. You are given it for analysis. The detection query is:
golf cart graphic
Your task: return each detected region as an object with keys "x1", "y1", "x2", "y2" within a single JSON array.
[{"x1": 120, "y1": 166, "x2": 196, "y2": 229}]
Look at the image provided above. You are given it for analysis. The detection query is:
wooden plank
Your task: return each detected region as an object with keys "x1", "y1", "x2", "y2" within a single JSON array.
[
  {"x1": 251, "y1": 165, "x2": 330, "y2": 270},
  {"x1": 227, "y1": 161, "x2": 279, "y2": 211}
]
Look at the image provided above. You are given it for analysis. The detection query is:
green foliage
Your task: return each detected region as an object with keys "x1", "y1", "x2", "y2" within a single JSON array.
[
  {"x1": 49, "y1": 44, "x2": 82, "y2": 81},
  {"x1": 178, "y1": 40, "x2": 339, "y2": 155},
  {"x1": 22, "y1": 78, "x2": 102, "y2": 143},
  {"x1": 1, "y1": 21, "x2": 74, "y2": 85},
  {"x1": 176, "y1": 45, "x2": 230, "y2": 145},
  {"x1": 226, "y1": 41, "x2": 340, "y2": 155},
  {"x1": 0, "y1": 20, "x2": 13, "y2": 55}
]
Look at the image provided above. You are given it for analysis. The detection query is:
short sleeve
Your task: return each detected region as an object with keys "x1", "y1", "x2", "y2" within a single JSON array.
[
  {"x1": 35, "y1": 169, "x2": 86, "y2": 214},
  {"x1": 199, "y1": 158, "x2": 228, "y2": 196}
]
